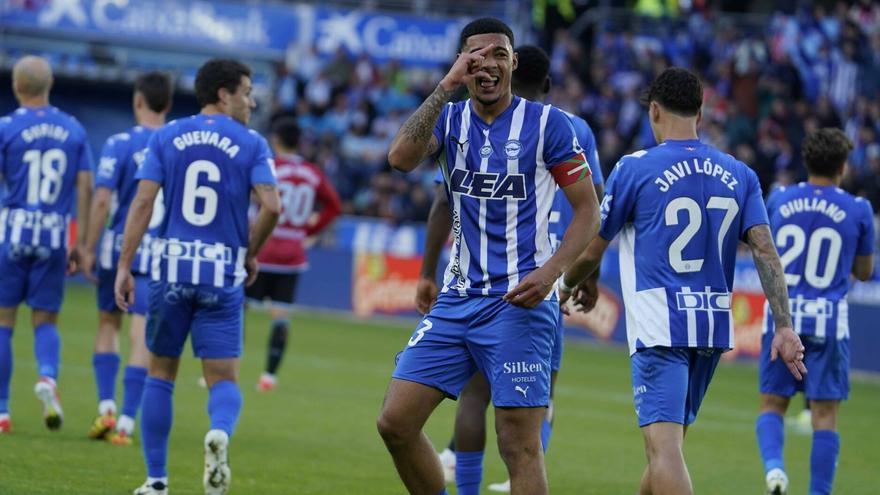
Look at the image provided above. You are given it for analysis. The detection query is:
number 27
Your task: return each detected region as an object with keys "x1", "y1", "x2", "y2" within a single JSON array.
[{"x1": 665, "y1": 196, "x2": 739, "y2": 273}]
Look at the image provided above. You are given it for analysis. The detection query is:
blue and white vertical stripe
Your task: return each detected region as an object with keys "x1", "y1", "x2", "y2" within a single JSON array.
[{"x1": 438, "y1": 98, "x2": 568, "y2": 298}]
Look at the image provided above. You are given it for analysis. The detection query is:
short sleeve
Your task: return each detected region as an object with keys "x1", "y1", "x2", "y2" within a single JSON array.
[
  {"x1": 136, "y1": 132, "x2": 165, "y2": 183},
  {"x1": 249, "y1": 136, "x2": 277, "y2": 186},
  {"x1": 856, "y1": 199, "x2": 876, "y2": 256},
  {"x1": 95, "y1": 137, "x2": 122, "y2": 190},
  {"x1": 543, "y1": 107, "x2": 584, "y2": 169},
  {"x1": 570, "y1": 115, "x2": 603, "y2": 187},
  {"x1": 598, "y1": 159, "x2": 637, "y2": 241},
  {"x1": 739, "y1": 168, "x2": 769, "y2": 239}
]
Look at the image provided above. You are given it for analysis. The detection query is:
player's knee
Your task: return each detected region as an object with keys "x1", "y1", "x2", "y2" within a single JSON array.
[
  {"x1": 760, "y1": 394, "x2": 789, "y2": 415},
  {"x1": 376, "y1": 409, "x2": 415, "y2": 445},
  {"x1": 810, "y1": 401, "x2": 839, "y2": 430},
  {"x1": 497, "y1": 435, "x2": 541, "y2": 466}
]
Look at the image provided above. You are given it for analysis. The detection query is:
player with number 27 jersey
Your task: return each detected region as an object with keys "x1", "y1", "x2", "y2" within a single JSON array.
[{"x1": 601, "y1": 140, "x2": 768, "y2": 355}]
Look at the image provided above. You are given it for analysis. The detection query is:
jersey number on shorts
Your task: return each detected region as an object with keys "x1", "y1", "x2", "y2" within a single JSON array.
[
  {"x1": 408, "y1": 319, "x2": 433, "y2": 347},
  {"x1": 776, "y1": 225, "x2": 842, "y2": 289},
  {"x1": 665, "y1": 196, "x2": 739, "y2": 273},
  {"x1": 279, "y1": 182, "x2": 316, "y2": 226},
  {"x1": 24, "y1": 148, "x2": 67, "y2": 205},
  {"x1": 182, "y1": 160, "x2": 220, "y2": 226}
]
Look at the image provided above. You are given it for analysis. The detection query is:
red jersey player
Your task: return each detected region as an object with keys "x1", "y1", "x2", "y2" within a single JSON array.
[{"x1": 247, "y1": 117, "x2": 341, "y2": 391}]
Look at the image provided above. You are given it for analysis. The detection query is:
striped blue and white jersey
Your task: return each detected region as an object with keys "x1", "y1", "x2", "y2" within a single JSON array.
[
  {"x1": 95, "y1": 126, "x2": 162, "y2": 274},
  {"x1": 137, "y1": 114, "x2": 277, "y2": 288},
  {"x1": 0, "y1": 106, "x2": 92, "y2": 250},
  {"x1": 435, "y1": 96, "x2": 588, "y2": 297},
  {"x1": 549, "y1": 112, "x2": 604, "y2": 251},
  {"x1": 764, "y1": 183, "x2": 875, "y2": 340},
  {"x1": 599, "y1": 139, "x2": 768, "y2": 355}
]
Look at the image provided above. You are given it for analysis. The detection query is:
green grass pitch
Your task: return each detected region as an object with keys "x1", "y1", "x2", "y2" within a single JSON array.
[{"x1": 0, "y1": 284, "x2": 878, "y2": 494}]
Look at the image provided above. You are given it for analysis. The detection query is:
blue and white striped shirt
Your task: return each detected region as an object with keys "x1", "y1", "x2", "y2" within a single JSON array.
[{"x1": 434, "y1": 97, "x2": 586, "y2": 297}]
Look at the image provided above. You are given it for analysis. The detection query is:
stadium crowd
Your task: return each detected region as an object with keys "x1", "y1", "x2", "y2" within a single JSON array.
[{"x1": 270, "y1": 1, "x2": 880, "y2": 225}]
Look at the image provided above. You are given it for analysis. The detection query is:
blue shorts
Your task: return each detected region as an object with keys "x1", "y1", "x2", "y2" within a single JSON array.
[
  {"x1": 631, "y1": 347, "x2": 722, "y2": 427},
  {"x1": 97, "y1": 268, "x2": 150, "y2": 316},
  {"x1": 393, "y1": 293, "x2": 558, "y2": 408},
  {"x1": 759, "y1": 332, "x2": 849, "y2": 401},
  {"x1": 551, "y1": 310, "x2": 564, "y2": 371},
  {"x1": 145, "y1": 281, "x2": 244, "y2": 359},
  {"x1": 0, "y1": 244, "x2": 66, "y2": 312}
]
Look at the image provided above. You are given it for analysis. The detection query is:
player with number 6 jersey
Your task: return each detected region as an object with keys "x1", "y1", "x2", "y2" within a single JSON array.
[
  {"x1": 756, "y1": 128, "x2": 875, "y2": 495},
  {"x1": 115, "y1": 59, "x2": 280, "y2": 495},
  {"x1": 247, "y1": 117, "x2": 341, "y2": 392},
  {"x1": 0, "y1": 56, "x2": 94, "y2": 435},
  {"x1": 561, "y1": 68, "x2": 806, "y2": 495}
]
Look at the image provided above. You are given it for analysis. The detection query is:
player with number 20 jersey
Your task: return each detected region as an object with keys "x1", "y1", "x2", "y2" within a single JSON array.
[{"x1": 756, "y1": 128, "x2": 874, "y2": 495}]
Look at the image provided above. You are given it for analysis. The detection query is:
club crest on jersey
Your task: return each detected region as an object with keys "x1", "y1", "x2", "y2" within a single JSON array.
[
  {"x1": 449, "y1": 168, "x2": 526, "y2": 200},
  {"x1": 479, "y1": 144, "x2": 493, "y2": 158},
  {"x1": 504, "y1": 140, "x2": 523, "y2": 159}
]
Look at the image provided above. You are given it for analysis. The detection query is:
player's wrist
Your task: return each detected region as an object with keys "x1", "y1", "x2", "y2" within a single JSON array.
[
  {"x1": 558, "y1": 276, "x2": 574, "y2": 293},
  {"x1": 438, "y1": 79, "x2": 458, "y2": 93}
]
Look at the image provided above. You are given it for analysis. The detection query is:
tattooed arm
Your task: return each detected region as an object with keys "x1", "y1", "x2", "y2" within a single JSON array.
[
  {"x1": 387, "y1": 44, "x2": 495, "y2": 172},
  {"x1": 747, "y1": 224, "x2": 807, "y2": 379},
  {"x1": 386, "y1": 85, "x2": 452, "y2": 172}
]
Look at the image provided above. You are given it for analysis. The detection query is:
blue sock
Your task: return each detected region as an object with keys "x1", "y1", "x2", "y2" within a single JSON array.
[
  {"x1": 141, "y1": 377, "x2": 174, "y2": 478},
  {"x1": 455, "y1": 450, "x2": 484, "y2": 495},
  {"x1": 756, "y1": 412, "x2": 785, "y2": 473},
  {"x1": 92, "y1": 352, "x2": 120, "y2": 404},
  {"x1": 810, "y1": 430, "x2": 840, "y2": 495},
  {"x1": 121, "y1": 366, "x2": 148, "y2": 419},
  {"x1": 208, "y1": 380, "x2": 242, "y2": 437},
  {"x1": 33, "y1": 323, "x2": 60, "y2": 379},
  {"x1": 0, "y1": 327, "x2": 12, "y2": 414}
]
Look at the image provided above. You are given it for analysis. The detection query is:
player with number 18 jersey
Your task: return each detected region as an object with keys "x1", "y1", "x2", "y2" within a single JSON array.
[{"x1": 0, "y1": 56, "x2": 93, "y2": 434}]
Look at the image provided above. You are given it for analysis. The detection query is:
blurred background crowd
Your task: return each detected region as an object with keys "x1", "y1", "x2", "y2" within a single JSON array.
[
  {"x1": 2, "y1": 0, "x2": 879, "y2": 225},
  {"x1": 268, "y1": 0, "x2": 880, "y2": 223}
]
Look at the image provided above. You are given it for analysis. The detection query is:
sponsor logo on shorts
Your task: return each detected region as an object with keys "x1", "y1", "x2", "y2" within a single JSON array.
[
  {"x1": 503, "y1": 361, "x2": 543, "y2": 374},
  {"x1": 514, "y1": 385, "x2": 529, "y2": 398}
]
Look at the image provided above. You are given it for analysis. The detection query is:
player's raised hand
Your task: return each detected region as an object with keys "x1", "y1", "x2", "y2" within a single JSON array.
[
  {"x1": 439, "y1": 44, "x2": 494, "y2": 91},
  {"x1": 770, "y1": 326, "x2": 808, "y2": 380},
  {"x1": 415, "y1": 276, "x2": 439, "y2": 315},
  {"x1": 504, "y1": 265, "x2": 557, "y2": 308},
  {"x1": 245, "y1": 256, "x2": 259, "y2": 287},
  {"x1": 114, "y1": 269, "x2": 135, "y2": 312}
]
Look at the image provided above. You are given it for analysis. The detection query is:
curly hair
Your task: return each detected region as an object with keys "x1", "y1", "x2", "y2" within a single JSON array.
[
  {"x1": 194, "y1": 59, "x2": 251, "y2": 108},
  {"x1": 641, "y1": 67, "x2": 703, "y2": 116},
  {"x1": 459, "y1": 17, "x2": 513, "y2": 51},
  {"x1": 802, "y1": 128, "x2": 853, "y2": 178}
]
